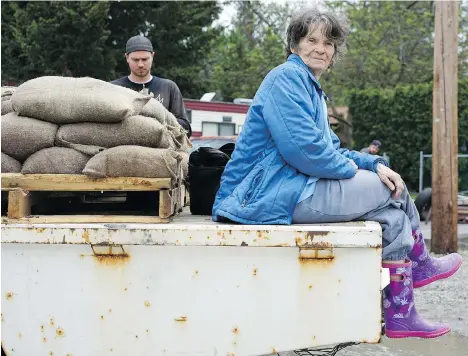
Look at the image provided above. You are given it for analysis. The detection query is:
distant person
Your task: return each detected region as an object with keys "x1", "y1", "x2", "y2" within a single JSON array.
[
  {"x1": 111, "y1": 35, "x2": 192, "y2": 137},
  {"x1": 361, "y1": 140, "x2": 381, "y2": 154},
  {"x1": 360, "y1": 140, "x2": 381, "y2": 155}
]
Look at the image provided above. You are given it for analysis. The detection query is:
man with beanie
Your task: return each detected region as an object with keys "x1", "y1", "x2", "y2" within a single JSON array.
[
  {"x1": 111, "y1": 35, "x2": 192, "y2": 137},
  {"x1": 360, "y1": 139, "x2": 382, "y2": 155}
]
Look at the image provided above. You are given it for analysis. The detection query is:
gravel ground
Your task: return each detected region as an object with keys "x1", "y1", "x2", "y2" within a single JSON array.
[
  {"x1": 273, "y1": 241, "x2": 468, "y2": 356},
  {"x1": 338, "y1": 248, "x2": 468, "y2": 356}
]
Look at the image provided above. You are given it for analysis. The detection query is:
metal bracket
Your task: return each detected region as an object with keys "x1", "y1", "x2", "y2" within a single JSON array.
[
  {"x1": 91, "y1": 244, "x2": 126, "y2": 256},
  {"x1": 299, "y1": 248, "x2": 334, "y2": 260}
]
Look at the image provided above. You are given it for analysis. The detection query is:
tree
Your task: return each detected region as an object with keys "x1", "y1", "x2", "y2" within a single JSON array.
[
  {"x1": 1, "y1": 1, "x2": 221, "y2": 99},
  {"x1": 1, "y1": 1, "x2": 116, "y2": 83},
  {"x1": 321, "y1": 1, "x2": 437, "y2": 105},
  {"x1": 207, "y1": 0, "x2": 294, "y2": 101}
]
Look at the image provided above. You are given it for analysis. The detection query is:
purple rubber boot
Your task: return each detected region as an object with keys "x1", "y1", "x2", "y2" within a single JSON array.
[
  {"x1": 409, "y1": 229, "x2": 463, "y2": 288},
  {"x1": 383, "y1": 260, "x2": 451, "y2": 338}
]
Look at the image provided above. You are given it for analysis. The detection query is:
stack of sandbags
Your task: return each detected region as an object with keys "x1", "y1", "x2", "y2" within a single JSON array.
[
  {"x1": 1, "y1": 86, "x2": 16, "y2": 115},
  {"x1": 1, "y1": 76, "x2": 191, "y2": 180}
]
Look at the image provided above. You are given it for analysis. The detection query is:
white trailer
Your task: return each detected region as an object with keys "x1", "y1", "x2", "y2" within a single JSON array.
[{"x1": 1, "y1": 211, "x2": 383, "y2": 356}]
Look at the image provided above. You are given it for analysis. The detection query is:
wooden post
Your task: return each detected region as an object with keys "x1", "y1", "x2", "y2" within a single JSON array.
[{"x1": 432, "y1": 1, "x2": 459, "y2": 253}]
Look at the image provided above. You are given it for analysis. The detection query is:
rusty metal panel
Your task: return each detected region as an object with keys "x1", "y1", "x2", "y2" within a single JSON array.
[
  {"x1": 1, "y1": 214, "x2": 382, "y2": 248},
  {"x1": 1, "y1": 241, "x2": 382, "y2": 356}
]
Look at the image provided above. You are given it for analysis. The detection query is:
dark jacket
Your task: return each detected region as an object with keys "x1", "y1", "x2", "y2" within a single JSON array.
[{"x1": 111, "y1": 76, "x2": 192, "y2": 137}]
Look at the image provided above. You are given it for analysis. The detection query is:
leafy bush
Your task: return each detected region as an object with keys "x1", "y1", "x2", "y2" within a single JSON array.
[{"x1": 350, "y1": 80, "x2": 468, "y2": 190}]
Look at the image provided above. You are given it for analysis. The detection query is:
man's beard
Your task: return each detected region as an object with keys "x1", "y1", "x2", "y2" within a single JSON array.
[{"x1": 133, "y1": 68, "x2": 149, "y2": 77}]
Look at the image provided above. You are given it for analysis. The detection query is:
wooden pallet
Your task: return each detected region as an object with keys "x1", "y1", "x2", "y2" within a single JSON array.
[{"x1": 1, "y1": 174, "x2": 185, "y2": 224}]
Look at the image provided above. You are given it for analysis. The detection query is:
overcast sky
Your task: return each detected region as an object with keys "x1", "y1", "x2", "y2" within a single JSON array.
[{"x1": 216, "y1": 0, "x2": 323, "y2": 27}]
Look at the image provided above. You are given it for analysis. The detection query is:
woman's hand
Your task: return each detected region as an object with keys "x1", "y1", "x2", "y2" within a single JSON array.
[
  {"x1": 376, "y1": 163, "x2": 404, "y2": 198},
  {"x1": 348, "y1": 159, "x2": 358, "y2": 173}
]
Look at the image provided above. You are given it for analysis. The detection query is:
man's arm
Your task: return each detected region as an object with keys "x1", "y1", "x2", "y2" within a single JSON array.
[{"x1": 169, "y1": 83, "x2": 192, "y2": 137}]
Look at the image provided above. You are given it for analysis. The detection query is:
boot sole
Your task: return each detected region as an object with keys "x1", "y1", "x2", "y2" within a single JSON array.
[
  {"x1": 413, "y1": 257, "x2": 463, "y2": 288},
  {"x1": 386, "y1": 326, "x2": 451, "y2": 339}
]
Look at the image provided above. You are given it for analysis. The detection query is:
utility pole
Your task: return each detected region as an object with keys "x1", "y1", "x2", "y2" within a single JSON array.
[{"x1": 432, "y1": 0, "x2": 459, "y2": 253}]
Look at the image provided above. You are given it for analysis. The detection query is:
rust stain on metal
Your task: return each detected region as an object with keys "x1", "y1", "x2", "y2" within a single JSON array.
[
  {"x1": 36, "y1": 227, "x2": 45, "y2": 233},
  {"x1": 94, "y1": 254, "x2": 130, "y2": 266},
  {"x1": 43, "y1": 337, "x2": 47, "y2": 343},
  {"x1": 299, "y1": 258, "x2": 334, "y2": 265},
  {"x1": 308, "y1": 284, "x2": 313, "y2": 291},
  {"x1": 193, "y1": 270, "x2": 199, "y2": 278},
  {"x1": 79, "y1": 254, "x2": 85, "y2": 259},
  {"x1": 5, "y1": 292, "x2": 13, "y2": 300},
  {"x1": 82, "y1": 230, "x2": 90, "y2": 243},
  {"x1": 295, "y1": 231, "x2": 330, "y2": 246},
  {"x1": 41, "y1": 325, "x2": 45, "y2": 332},
  {"x1": 146, "y1": 329, "x2": 150, "y2": 333},
  {"x1": 144, "y1": 301, "x2": 151, "y2": 308},
  {"x1": 307, "y1": 231, "x2": 333, "y2": 238},
  {"x1": 100, "y1": 315, "x2": 104, "y2": 320},
  {"x1": 50, "y1": 317, "x2": 55, "y2": 327},
  {"x1": 56, "y1": 327, "x2": 65, "y2": 337},
  {"x1": 232, "y1": 326, "x2": 240, "y2": 334},
  {"x1": 174, "y1": 316, "x2": 188, "y2": 322},
  {"x1": 271, "y1": 348, "x2": 277, "y2": 354},
  {"x1": 124, "y1": 288, "x2": 128, "y2": 292},
  {"x1": 50, "y1": 352, "x2": 53, "y2": 356},
  {"x1": 252, "y1": 268, "x2": 258, "y2": 276},
  {"x1": 303, "y1": 241, "x2": 334, "y2": 248},
  {"x1": 241, "y1": 241, "x2": 248, "y2": 246},
  {"x1": 295, "y1": 236, "x2": 304, "y2": 245}
]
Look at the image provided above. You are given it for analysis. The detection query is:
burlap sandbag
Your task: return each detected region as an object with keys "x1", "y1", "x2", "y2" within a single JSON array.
[
  {"x1": 11, "y1": 76, "x2": 151, "y2": 124},
  {"x1": 180, "y1": 152, "x2": 189, "y2": 178},
  {"x1": 1, "y1": 112, "x2": 58, "y2": 162},
  {"x1": 1, "y1": 100, "x2": 13, "y2": 115},
  {"x1": 141, "y1": 98, "x2": 192, "y2": 152},
  {"x1": 1, "y1": 152, "x2": 22, "y2": 173},
  {"x1": 56, "y1": 115, "x2": 175, "y2": 156},
  {"x1": 1, "y1": 86, "x2": 16, "y2": 99},
  {"x1": 83, "y1": 146, "x2": 182, "y2": 179},
  {"x1": 21, "y1": 147, "x2": 90, "y2": 174}
]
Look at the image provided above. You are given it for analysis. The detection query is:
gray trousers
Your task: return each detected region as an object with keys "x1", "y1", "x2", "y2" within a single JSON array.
[{"x1": 292, "y1": 170, "x2": 419, "y2": 261}]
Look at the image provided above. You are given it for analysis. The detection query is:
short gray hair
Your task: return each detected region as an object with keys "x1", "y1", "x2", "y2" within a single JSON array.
[{"x1": 286, "y1": 8, "x2": 349, "y2": 67}]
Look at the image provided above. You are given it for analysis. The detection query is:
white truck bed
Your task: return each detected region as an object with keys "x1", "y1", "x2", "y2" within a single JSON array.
[{"x1": 1, "y1": 210, "x2": 383, "y2": 356}]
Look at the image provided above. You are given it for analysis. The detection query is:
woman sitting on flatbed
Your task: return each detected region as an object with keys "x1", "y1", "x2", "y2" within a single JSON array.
[{"x1": 212, "y1": 7, "x2": 462, "y2": 339}]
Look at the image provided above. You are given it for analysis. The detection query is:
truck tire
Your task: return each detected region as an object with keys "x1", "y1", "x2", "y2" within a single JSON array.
[{"x1": 415, "y1": 188, "x2": 432, "y2": 221}]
